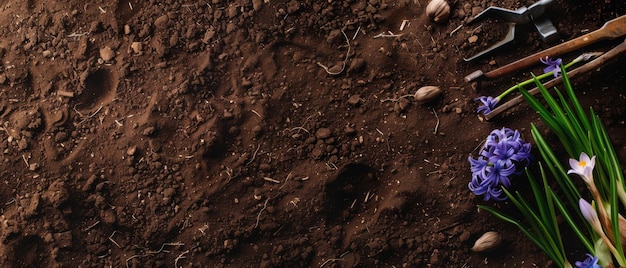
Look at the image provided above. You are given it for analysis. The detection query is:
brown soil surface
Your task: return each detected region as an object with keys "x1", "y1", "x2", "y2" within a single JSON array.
[{"x1": 1, "y1": 0, "x2": 625, "y2": 267}]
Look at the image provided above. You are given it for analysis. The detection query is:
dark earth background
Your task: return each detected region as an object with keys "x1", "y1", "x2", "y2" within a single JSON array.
[{"x1": 1, "y1": 0, "x2": 625, "y2": 267}]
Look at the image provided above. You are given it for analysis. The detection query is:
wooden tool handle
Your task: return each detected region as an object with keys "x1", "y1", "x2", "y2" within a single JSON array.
[
  {"x1": 480, "y1": 14, "x2": 626, "y2": 80},
  {"x1": 483, "y1": 30, "x2": 611, "y2": 79},
  {"x1": 484, "y1": 38, "x2": 626, "y2": 120}
]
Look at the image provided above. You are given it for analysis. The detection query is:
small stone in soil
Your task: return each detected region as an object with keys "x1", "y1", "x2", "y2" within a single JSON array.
[
  {"x1": 45, "y1": 180, "x2": 69, "y2": 208},
  {"x1": 127, "y1": 146, "x2": 137, "y2": 156},
  {"x1": 252, "y1": 0, "x2": 263, "y2": 11},
  {"x1": 131, "y1": 42, "x2": 143, "y2": 53},
  {"x1": 99, "y1": 46, "x2": 115, "y2": 61},
  {"x1": 315, "y1": 128, "x2": 332, "y2": 139},
  {"x1": 154, "y1": 15, "x2": 169, "y2": 29},
  {"x1": 54, "y1": 232, "x2": 73, "y2": 248},
  {"x1": 24, "y1": 193, "x2": 41, "y2": 218},
  {"x1": 101, "y1": 209, "x2": 117, "y2": 225},
  {"x1": 348, "y1": 94, "x2": 361, "y2": 105},
  {"x1": 348, "y1": 58, "x2": 366, "y2": 73},
  {"x1": 18, "y1": 138, "x2": 28, "y2": 151},
  {"x1": 328, "y1": 64, "x2": 343, "y2": 74},
  {"x1": 29, "y1": 163, "x2": 39, "y2": 171},
  {"x1": 142, "y1": 126, "x2": 156, "y2": 136}
]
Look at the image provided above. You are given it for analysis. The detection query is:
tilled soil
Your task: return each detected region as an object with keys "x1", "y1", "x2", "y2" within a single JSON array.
[{"x1": 1, "y1": 0, "x2": 625, "y2": 267}]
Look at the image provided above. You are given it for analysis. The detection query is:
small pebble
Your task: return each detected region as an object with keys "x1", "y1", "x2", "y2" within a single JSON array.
[
  {"x1": 154, "y1": 15, "x2": 169, "y2": 29},
  {"x1": 127, "y1": 146, "x2": 137, "y2": 156},
  {"x1": 348, "y1": 94, "x2": 361, "y2": 105},
  {"x1": 99, "y1": 46, "x2": 115, "y2": 61},
  {"x1": 29, "y1": 163, "x2": 39, "y2": 171},
  {"x1": 142, "y1": 126, "x2": 156, "y2": 136},
  {"x1": 252, "y1": 0, "x2": 263, "y2": 11},
  {"x1": 328, "y1": 65, "x2": 343, "y2": 74},
  {"x1": 131, "y1": 42, "x2": 143, "y2": 53},
  {"x1": 315, "y1": 128, "x2": 332, "y2": 139}
]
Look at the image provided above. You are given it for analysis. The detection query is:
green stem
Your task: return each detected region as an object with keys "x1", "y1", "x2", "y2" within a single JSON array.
[{"x1": 496, "y1": 60, "x2": 579, "y2": 100}]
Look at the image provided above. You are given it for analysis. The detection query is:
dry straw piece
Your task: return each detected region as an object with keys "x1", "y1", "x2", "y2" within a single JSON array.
[{"x1": 426, "y1": 0, "x2": 451, "y2": 23}]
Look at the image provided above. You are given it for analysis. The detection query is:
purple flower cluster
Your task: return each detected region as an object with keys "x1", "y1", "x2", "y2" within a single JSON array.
[
  {"x1": 575, "y1": 254, "x2": 601, "y2": 268},
  {"x1": 476, "y1": 96, "x2": 500, "y2": 115},
  {"x1": 469, "y1": 127, "x2": 532, "y2": 201},
  {"x1": 540, "y1": 56, "x2": 563, "y2": 78}
]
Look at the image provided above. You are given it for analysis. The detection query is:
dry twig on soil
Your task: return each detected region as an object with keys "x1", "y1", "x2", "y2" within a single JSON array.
[
  {"x1": 254, "y1": 198, "x2": 270, "y2": 229},
  {"x1": 431, "y1": 108, "x2": 440, "y2": 134},
  {"x1": 317, "y1": 30, "x2": 350, "y2": 75},
  {"x1": 373, "y1": 31, "x2": 404, "y2": 39},
  {"x1": 125, "y1": 242, "x2": 185, "y2": 268}
]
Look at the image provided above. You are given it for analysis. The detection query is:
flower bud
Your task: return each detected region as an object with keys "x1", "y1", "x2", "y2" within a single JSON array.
[
  {"x1": 471, "y1": 231, "x2": 502, "y2": 253},
  {"x1": 414, "y1": 86, "x2": 442, "y2": 103},
  {"x1": 426, "y1": 0, "x2": 451, "y2": 23}
]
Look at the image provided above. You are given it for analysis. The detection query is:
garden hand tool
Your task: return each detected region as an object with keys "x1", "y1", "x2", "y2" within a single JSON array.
[
  {"x1": 484, "y1": 38, "x2": 626, "y2": 120},
  {"x1": 465, "y1": 14, "x2": 626, "y2": 83},
  {"x1": 463, "y1": 0, "x2": 558, "y2": 62}
]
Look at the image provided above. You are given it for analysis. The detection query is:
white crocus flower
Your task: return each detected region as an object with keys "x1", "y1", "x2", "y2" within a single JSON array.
[
  {"x1": 570, "y1": 152, "x2": 610, "y2": 235},
  {"x1": 568, "y1": 152, "x2": 596, "y2": 185}
]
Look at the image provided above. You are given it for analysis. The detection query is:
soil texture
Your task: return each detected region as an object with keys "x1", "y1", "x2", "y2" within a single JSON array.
[{"x1": 1, "y1": 0, "x2": 625, "y2": 267}]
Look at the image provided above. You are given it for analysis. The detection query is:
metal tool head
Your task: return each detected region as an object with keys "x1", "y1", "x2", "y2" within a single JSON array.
[
  {"x1": 526, "y1": 0, "x2": 554, "y2": 19},
  {"x1": 464, "y1": 15, "x2": 626, "y2": 83},
  {"x1": 464, "y1": 0, "x2": 558, "y2": 61},
  {"x1": 467, "y1": 0, "x2": 554, "y2": 25},
  {"x1": 463, "y1": 23, "x2": 516, "y2": 62}
]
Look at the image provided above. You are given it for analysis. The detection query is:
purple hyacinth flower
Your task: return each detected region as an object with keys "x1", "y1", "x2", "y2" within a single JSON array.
[
  {"x1": 485, "y1": 127, "x2": 520, "y2": 148},
  {"x1": 476, "y1": 96, "x2": 499, "y2": 115},
  {"x1": 540, "y1": 56, "x2": 563, "y2": 78},
  {"x1": 469, "y1": 156, "x2": 489, "y2": 179},
  {"x1": 468, "y1": 127, "x2": 532, "y2": 201},
  {"x1": 486, "y1": 160, "x2": 516, "y2": 188},
  {"x1": 574, "y1": 254, "x2": 601, "y2": 268},
  {"x1": 485, "y1": 128, "x2": 532, "y2": 167},
  {"x1": 468, "y1": 172, "x2": 506, "y2": 201},
  {"x1": 492, "y1": 137, "x2": 532, "y2": 169}
]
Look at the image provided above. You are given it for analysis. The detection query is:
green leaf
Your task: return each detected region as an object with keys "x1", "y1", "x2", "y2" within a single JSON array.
[
  {"x1": 539, "y1": 164, "x2": 567, "y2": 256},
  {"x1": 555, "y1": 89, "x2": 590, "y2": 154},
  {"x1": 560, "y1": 66, "x2": 591, "y2": 131},
  {"x1": 531, "y1": 125, "x2": 581, "y2": 205},
  {"x1": 550, "y1": 191, "x2": 595, "y2": 253},
  {"x1": 517, "y1": 85, "x2": 563, "y2": 136}
]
